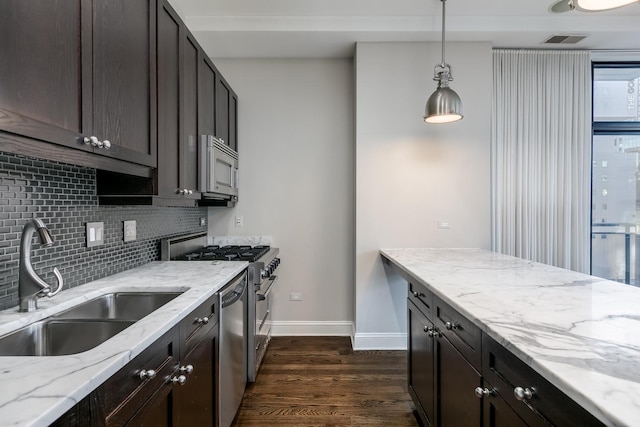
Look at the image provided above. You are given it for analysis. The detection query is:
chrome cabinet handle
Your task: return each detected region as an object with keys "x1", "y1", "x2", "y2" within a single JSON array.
[
  {"x1": 514, "y1": 386, "x2": 536, "y2": 401},
  {"x1": 138, "y1": 369, "x2": 157, "y2": 380},
  {"x1": 170, "y1": 374, "x2": 187, "y2": 385},
  {"x1": 196, "y1": 316, "x2": 209, "y2": 325},
  {"x1": 179, "y1": 365, "x2": 194, "y2": 375},
  {"x1": 475, "y1": 387, "x2": 495, "y2": 398},
  {"x1": 445, "y1": 321, "x2": 460, "y2": 330}
]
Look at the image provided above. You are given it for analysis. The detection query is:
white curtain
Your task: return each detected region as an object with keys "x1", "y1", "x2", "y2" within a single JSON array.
[{"x1": 491, "y1": 49, "x2": 591, "y2": 273}]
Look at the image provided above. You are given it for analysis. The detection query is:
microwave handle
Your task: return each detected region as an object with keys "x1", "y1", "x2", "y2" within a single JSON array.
[{"x1": 233, "y1": 167, "x2": 239, "y2": 189}]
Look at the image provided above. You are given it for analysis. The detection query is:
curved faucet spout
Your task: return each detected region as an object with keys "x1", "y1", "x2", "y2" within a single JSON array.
[{"x1": 18, "y1": 219, "x2": 63, "y2": 312}]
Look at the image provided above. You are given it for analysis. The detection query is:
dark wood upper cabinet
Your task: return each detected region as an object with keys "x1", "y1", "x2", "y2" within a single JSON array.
[
  {"x1": 198, "y1": 56, "x2": 217, "y2": 138},
  {"x1": 91, "y1": 0, "x2": 157, "y2": 167},
  {"x1": 0, "y1": 0, "x2": 91, "y2": 150},
  {"x1": 182, "y1": 33, "x2": 200, "y2": 195},
  {"x1": 0, "y1": 0, "x2": 156, "y2": 175}
]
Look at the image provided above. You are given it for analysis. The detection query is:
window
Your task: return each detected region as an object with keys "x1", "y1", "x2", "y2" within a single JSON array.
[{"x1": 591, "y1": 63, "x2": 640, "y2": 285}]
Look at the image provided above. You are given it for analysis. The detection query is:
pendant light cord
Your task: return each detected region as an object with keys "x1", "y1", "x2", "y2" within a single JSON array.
[{"x1": 440, "y1": 0, "x2": 446, "y2": 66}]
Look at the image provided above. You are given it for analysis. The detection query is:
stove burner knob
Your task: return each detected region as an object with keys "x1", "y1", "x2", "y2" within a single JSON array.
[{"x1": 261, "y1": 269, "x2": 269, "y2": 279}]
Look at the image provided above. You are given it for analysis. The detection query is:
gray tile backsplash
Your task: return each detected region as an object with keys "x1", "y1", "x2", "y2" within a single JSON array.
[{"x1": 0, "y1": 152, "x2": 207, "y2": 311}]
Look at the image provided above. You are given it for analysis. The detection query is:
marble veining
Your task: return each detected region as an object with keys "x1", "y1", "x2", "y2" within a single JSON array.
[
  {"x1": 209, "y1": 235, "x2": 272, "y2": 246},
  {"x1": 380, "y1": 248, "x2": 640, "y2": 427},
  {"x1": 0, "y1": 260, "x2": 248, "y2": 427}
]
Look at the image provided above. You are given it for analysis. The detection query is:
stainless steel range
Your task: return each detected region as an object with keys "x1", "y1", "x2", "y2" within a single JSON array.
[{"x1": 161, "y1": 232, "x2": 280, "y2": 383}]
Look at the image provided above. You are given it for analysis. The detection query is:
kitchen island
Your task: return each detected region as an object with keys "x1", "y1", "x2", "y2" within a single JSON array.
[
  {"x1": 0, "y1": 260, "x2": 248, "y2": 427},
  {"x1": 381, "y1": 248, "x2": 640, "y2": 427}
]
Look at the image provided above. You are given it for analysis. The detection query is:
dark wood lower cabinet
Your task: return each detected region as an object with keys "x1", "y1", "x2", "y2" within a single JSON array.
[
  {"x1": 408, "y1": 300, "x2": 435, "y2": 426},
  {"x1": 436, "y1": 332, "x2": 481, "y2": 427},
  {"x1": 405, "y1": 279, "x2": 604, "y2": 427},
  {"x1": 125, "y1": 382, "x2": 175, "y2": 427}
]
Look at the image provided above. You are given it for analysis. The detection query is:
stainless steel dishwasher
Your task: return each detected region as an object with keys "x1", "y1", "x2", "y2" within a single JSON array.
[{"x1": 218, "y1": 271, "x2": 248, "y2": 427}]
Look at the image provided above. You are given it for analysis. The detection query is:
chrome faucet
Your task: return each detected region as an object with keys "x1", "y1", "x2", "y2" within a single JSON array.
[{"x1": 18, "y1": 218, "x2": 63, "y2": 312}]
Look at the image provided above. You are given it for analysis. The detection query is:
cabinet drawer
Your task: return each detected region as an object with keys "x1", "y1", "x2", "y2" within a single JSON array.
[
  {"x1": 94, "y1": 327, "x2": 178, "y2": 426},
  {"x1": 434, "y1": 296, "x2": 481, "y2": 370},
  {"x1": 408, "y1": 281, "x2": 433, "y2": 320},
  {"x1": 180, "y1": 294, "x2": 218, "y2": 356},
  {"x1": 482, "y1": 334, "x2": 604, "y2": 427}
]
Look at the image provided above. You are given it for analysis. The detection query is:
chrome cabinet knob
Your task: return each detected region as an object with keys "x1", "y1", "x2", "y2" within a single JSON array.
[
  {"x1": 102, "y1": 140, "x2": 111, "y2": 149},
  {"x1": 412, "y1": 291, "x2": 424, "y2": 297},
  {"x1": 179, "y1": 365, "x2": 194, "y2": 375},
  {"x1": 84, "y1": 136, "x2": 100, "y2": 147},
  {"x1": 188, "y1": 189, "x2": 193, "y2": 195},
  {"x1": 170, "y1": 374, "x2": 187, "y2": 385},
  {"x1": 514, "y1": 386, "x2": 535, "y2": 401},
  {"x1": 423, "y1": 325, "x2": 431, "y2": 333},
  {"x1": 196, "y1": 316, "x2": 209, "y2": 325},
  {"x1": 475, "y1": 387, "x2": 495, "y2": 398},
  {"x1": 445, "y1": 321, "x2": 460, "y2": 330},
  {"x1": 138, "y1": 369, "x2": 157, "y2": 380},
  {"x1": 427, "y1": 328, "x2": 441, "y2": 338}
]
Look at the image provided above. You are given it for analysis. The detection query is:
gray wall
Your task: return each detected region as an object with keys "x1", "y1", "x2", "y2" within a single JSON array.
[
  {"x1": 0, "y1": 152, "x2": 207, "y2": 311},
  {"x1": 354, "y1": 42, "x2": 493, "y2": 349},
  {"x1": 209, "y1": 58, "x2": 355, "y2": 336}
]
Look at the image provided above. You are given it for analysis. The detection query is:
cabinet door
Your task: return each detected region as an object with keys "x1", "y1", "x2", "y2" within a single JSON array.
[
  {"x1": 229, "y1": 92, "x2": 238, "y2": 152},
  {"x1": 435, "y1": 333, "x2": 482, "y2": 427},
  {"x1": 0, "y1": 0, "x2": 91, "y2": 150},
  {"x1": 91, "y1": 0, "x2": 157, "y2": 167},
  {"x1": 407, "y1": 300, "x2": 435, "y2": 427},
  {"x1": 198, "y1": 55, "x2": 217, "y2": 137},
  {"x1": 215, "y1": 77, "x2": 230, "y2": 146},
  {"x1": 156, "y1": 0, "x2": 181, "y2": 197},
  {"x1": 175, "y1": 332, "x2": 216, "y2": 426},
  {"x1": 125, "y1": 382, "x2": 175, "y2": 427},
  {"x1": 181, "y1": 32, "x2": 200, "y2": 196}
]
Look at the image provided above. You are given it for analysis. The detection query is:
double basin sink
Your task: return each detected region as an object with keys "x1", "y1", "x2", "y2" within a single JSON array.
[{"x1": 0, "y1": 292, "x2": 183, "y2": 357}]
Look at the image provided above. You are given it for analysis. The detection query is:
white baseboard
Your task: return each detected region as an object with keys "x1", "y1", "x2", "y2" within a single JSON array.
[
  {"x1": 352, "y1": 332, "x2": 407, "y2": 350},
  {"x1": 270, "y1": 321, "x2": 353, "y2": 337}
]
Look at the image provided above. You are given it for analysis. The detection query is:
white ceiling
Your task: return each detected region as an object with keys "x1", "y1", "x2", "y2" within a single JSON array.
[{"x1": 168, "y1": 0, "x2": 640, "y2": 58}]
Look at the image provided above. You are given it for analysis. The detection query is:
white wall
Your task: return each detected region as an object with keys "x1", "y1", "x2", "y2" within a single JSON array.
[
  {"x1": 208, "y1": 59, "x2": 355, "y2": 335},
  {"x1": 354, "y1": 42, "x2": 493, "y2": 349}
]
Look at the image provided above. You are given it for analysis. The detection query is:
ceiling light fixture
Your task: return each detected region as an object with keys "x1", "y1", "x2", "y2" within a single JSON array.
[
  {"x1": 424, "y1": 0, "x2": 463, "y2": 124},
  {"x1": 574, "y1": 0, "x2": 638, "y2": 11}
]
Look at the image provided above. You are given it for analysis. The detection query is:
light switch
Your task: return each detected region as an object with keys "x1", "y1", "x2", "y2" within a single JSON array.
[
  {"x1": 86, "y1": 222, "x2": 104, "y2": 248},
  {"x1": 124, "y1": 220, "x2": 136, "y2": 242}
]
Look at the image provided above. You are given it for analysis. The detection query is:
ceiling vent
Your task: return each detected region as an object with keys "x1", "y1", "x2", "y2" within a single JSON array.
[{"x1": 544, "y1": 35, "x2": 587, "y2": 44}]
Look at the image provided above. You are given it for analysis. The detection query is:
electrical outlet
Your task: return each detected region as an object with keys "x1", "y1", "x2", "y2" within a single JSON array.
[
  {"x1": 235, "y1": 215, "x2": 244, "y2": 227},
  {"x1": 290, "y1": 293, "x2": 303, "y2": 301},
  {"x1": 124, "y1": 220, "x2": 136, "y2": 242},
  {"x1": 86, "y1": 222, "x2": 104, "y2": 248},
  {"x1": 437, "y1": 220, "x2": 451, "y2": 229},
  {"x1": 200, "y1": 217, "x2": 206, "y2": 227}
]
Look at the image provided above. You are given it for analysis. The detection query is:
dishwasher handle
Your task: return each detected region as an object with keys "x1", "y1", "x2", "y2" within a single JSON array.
[{"x1": 221, "y1": 277, "x2": 247, "y2": 308}]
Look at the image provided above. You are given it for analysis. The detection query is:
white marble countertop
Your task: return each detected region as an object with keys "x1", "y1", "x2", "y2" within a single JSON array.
[
  {"x1": 0, "y1": 260, "x2": 248, "y2": 427},
  {"x1": 380, "y1": 248, "x2": 640, "y2": 427}
]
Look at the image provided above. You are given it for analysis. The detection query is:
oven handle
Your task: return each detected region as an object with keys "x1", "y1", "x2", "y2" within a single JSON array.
[{"x1": 257, "y1": 275, "x2": 277, "y2": 301}]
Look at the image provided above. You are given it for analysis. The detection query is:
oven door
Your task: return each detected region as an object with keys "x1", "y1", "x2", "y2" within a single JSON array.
[{"x1": 255, "y1": 275, "x2": 277, "y2": 359}]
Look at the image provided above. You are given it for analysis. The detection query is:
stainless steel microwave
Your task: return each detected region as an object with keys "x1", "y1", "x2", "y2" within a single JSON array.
[{"x1": 199, "y1": 135, "x2": 238, "y2": 204}]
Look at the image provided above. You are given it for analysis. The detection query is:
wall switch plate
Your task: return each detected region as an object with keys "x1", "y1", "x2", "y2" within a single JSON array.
[
  {"x1": 290, "y1": 293, "x2": 303, "y2": 301},
  {"x1": 124, "y1": 220, "x2": 136, "y2": 242},
  {"x1": 235, "y1": 215, "x2": 244, "y2": 227},
  {"x1": 200, "y1": 217, "x2": 206, "y2": 227},
  {"x1": 86, "y1": 222, "x2": 104, "y2": 248}
]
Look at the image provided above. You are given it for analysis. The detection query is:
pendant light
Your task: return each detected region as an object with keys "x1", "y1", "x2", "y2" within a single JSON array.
[
  {"x1": 574, "y1": 0, "x2": 638, "y2": 11},
  {"x1": 424, "y1": 0, "x2": 463, "y2": 124}
]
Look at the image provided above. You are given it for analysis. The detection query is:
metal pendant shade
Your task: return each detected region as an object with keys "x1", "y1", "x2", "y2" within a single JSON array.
[{"x1": 424, "y1": 0, "x2": 463, "y2": 124}]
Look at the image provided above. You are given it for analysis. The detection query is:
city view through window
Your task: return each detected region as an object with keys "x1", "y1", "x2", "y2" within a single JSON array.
[{"x1": 591, "y1": 65, "x2": 640, "y2": 285}]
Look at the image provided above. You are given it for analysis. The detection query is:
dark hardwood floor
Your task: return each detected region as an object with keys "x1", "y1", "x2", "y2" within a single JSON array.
[{"x1": 232, "y1": 336, "x2": 420, "y2": 427}]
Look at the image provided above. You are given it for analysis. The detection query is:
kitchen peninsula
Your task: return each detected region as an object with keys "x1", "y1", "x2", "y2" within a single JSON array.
[{"x1": 381, "y1": 248, "x2": 640, "y2": 427}]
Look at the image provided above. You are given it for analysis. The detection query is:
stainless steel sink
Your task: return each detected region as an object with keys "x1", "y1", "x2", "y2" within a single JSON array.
[
  {"x1": 0, "y1": 319, "x2": 135, "y2": 356},
  {"x1": 0, "y1": 291, "x2": 184, "y2": 356},
  {"x1": 53, "y1": 292, "x2": 182, "y2": 320}
]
